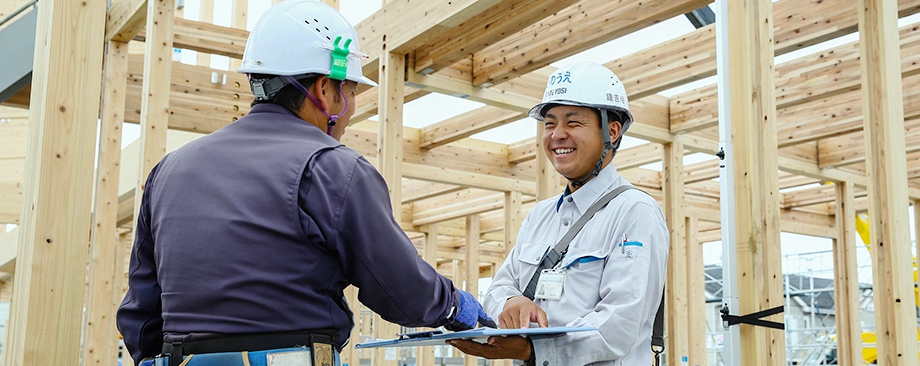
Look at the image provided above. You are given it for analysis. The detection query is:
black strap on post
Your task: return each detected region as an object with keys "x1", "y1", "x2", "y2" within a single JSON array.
[
  {"x1": 720, "y1": 305, "x2": 785, "y2": 330},
  {"x1": 522, "y1": 185, "x2": 638, "y2": 300}
]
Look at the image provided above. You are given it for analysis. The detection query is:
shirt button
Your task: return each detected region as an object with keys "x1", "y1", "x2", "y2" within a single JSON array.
[
  {"x1": 563, "y1": 221, "x2": 569, "y2": 226},
  {"x1": 566, "y1": 197, "x2": 573, "y2": 203},
  {"x1": 543, "y1": 362, "x2": 549, "y2": 366}
]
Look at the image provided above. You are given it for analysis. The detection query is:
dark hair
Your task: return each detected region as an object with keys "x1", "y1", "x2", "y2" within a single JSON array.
[{"x1": 250, "y1": 74, "x2": 342, "y2": 114}]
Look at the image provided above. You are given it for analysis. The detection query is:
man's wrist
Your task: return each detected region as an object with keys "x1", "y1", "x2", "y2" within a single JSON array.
[{"x1": 522, "y1": 338, "x2": 536, "y2": 366}]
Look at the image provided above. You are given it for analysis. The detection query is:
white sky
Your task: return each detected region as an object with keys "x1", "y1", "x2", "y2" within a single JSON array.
[{"x1": 100, "y1": 0, "x2": 920, "y2": 277}]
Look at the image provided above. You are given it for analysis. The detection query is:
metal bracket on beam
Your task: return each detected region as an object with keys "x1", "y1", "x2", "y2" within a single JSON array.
[{"x1": 685, "y1": 6, "x2": 716, "y2": 29}]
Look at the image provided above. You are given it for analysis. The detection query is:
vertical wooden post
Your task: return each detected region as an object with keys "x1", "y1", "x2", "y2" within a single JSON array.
[
  {"x1": 115, "y1": 229, "x2": 135, "y2": 366},
  {"x1": 83, "y1": 40, "x2": 130, "y2": 366},
  {"x1": 196, "y1": 0, "x2": 214, "y2": 66},
  {"x1": 858, "y1": 0, "x2": 919, "y2": 363},
  {"x1": 535, "y1": 124, "x2": 557, "y2": 201},
  {"x1": 686, "y1": 217, "x2": 706, "y2": 366},
  {"x1": 229, "y1": 0, "x2": 248, "y2": 71},
  {"x1": 374, "y1": 50, "x2": 405, "y2": 366},
  {"x1": 503, "y1": 191, "x2": 522, "y2": 261},
  {"x1": 341, "y1": 286, "x2": 361, "y2": 366},
  {"x1": 726, "y1": 0, "x2": 785, "y2": 364},
  {"x1": 418, "y1": 224, "x2": 438, "y2": 366},
  {"x1": 664, "y1": 136, "x2": 688, "y2": 366},
  {"x1": 133, "y1": 0, "x2": 175, "y2": 224},
  {"x1": 833, "y1": 182, "x2": 862, "y2": 366},
  {"x1": 465, "y1": 215, "x2": 480, "y2": 366},
  {"x1": 3, "y1": 0, "x2": 106, "y2": 363}
]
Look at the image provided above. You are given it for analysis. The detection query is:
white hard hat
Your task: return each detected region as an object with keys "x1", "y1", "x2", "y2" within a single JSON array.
[
  {"x1": 528, "y1": 61, "x2": 633, "y2": 131},
  {"x1": 237, "y1": 0, "x2": 377, "y2": 87}
]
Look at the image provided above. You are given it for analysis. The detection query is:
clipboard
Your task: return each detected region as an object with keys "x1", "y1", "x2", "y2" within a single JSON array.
[{"x1": 354, "y1": 326, "x2": 597, "y2": 349}]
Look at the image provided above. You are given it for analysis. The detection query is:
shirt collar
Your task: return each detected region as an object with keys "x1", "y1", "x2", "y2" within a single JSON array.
[{"x1": 556, "y1": 164, "x2": 622, "y2": 213}]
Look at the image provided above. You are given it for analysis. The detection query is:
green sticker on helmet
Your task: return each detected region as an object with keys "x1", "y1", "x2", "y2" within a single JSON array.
[{"x1": 329, "y1": 36, "x2": 351, "y2": 81}]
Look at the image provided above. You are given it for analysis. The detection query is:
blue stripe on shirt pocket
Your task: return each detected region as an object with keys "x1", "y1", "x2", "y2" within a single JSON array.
[
  {"x1": 617, "y1": 241, "x2": 643, "y2": 248},
  {"x1": 564, "y1": 255, "x2": 605, "y2": 269}
]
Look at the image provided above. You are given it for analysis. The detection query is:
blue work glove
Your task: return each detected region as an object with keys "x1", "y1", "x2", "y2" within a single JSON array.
[{"x1": 446, "y1": 290, "x2": 497, "y2": 331}]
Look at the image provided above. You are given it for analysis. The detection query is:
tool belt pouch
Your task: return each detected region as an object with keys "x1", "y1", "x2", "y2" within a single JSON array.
[{"x1": 309, "y1": 335, "x2": 334, "y2": 366}]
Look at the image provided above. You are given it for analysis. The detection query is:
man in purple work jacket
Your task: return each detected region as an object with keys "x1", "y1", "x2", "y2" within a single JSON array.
[{"x1": 116, "y1": 1, "x2": 493, "y2": 365}]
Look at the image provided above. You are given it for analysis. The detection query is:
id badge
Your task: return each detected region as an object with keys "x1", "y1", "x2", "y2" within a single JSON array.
[{"x1": 534, "y1": 269, "x2": 565, "y2": 300}]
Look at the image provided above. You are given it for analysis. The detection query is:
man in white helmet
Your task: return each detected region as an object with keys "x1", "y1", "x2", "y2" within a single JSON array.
[
  {"x1": 117, "y1": 1, "x2": 493, "y2": 365},
  {"x1": 450, "y1": 61, "x2": 668, "y2": 365}
]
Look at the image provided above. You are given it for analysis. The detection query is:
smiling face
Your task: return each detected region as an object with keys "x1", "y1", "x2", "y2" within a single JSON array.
[{"x1": 542, "y1": 105, "x2": 622, "y2": 189}]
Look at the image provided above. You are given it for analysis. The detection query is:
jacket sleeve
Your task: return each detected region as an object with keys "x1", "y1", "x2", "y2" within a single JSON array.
[
  {"x1": 116, "y1": 164, "x2": 165, "y2": 364},
  {"x1": 532, "y1": 200, "x2": 669, "y2": 365},
  {"x1": 301, "y1": 149, "x2": 459, "y2": 328}
]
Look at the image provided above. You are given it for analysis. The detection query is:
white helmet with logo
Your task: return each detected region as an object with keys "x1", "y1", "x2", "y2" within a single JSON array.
[
  {"x1": 528, "y1": 61, "x2": 632, "y2": 130},
  {"x1": 530, "y1": 61, "x2": 633, "y2": 187},
  {"x1": 238, "y1": 0, "x2": 377, "y2": 89}
]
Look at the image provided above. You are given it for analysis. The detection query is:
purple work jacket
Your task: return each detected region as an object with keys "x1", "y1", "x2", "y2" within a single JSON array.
[{"x1": 116, "y1": 104, "x2": 459, "y2": 362}]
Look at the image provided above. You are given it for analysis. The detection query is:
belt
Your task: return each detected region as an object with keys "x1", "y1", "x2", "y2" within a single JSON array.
[{"x1": 160, "y1": 330, "x2": 338, "y2": 366}]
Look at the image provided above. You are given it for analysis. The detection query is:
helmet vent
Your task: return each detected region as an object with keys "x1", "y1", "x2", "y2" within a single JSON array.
[{"x1": 303, "y1": 17, "x2": 331, "y2": 40}]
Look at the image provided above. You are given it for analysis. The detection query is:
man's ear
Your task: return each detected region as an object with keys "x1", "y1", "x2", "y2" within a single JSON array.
[
  {"x1": 609, "y1": 120, "x2": 623, "y2": 141},
  {"x1": 308, "y1": 76, "x2": 331, "y2": 111}
]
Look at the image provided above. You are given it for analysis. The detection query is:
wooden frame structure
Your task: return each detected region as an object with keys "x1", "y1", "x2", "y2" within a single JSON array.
[{"x1": 2, "y1": 0, "x2": 920, "y2": 364}]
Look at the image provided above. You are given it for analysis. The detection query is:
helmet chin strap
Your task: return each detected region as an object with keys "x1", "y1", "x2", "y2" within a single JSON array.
[
  {"x1": 285, "y1": 76, "x2": 349, "y2": 136},
  {"x1": 565, "y1": 109, "x2": 622, "y2": 189}
]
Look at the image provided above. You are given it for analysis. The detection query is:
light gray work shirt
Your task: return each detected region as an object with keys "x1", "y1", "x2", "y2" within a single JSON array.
[{"x1": 485, "y1": 165, "x2": 669, "y2": 366}]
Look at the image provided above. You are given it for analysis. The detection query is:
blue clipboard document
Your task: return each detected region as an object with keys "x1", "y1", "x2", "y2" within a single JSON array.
[{"x1": 354, "y1": 327, "x2": 596, "y2": 349}]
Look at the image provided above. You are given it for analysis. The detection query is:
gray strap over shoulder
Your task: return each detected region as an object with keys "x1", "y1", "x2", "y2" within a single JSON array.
[{"x1": 522, "y1": 185, "x2": 640, "y2": 300}]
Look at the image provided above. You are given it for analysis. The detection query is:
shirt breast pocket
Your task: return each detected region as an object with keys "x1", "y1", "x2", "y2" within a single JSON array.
[
  {"x1": 558, "y1": 244, "x2": 611, "y2": 304},
  {"x1": 517, "y1": 243, "x2": 551, "y2": 288}
]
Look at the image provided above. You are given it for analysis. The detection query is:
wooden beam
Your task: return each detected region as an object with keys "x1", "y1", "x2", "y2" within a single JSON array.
[
  {"x1": 833, "y1": 182, "x2": 862, "y2": 366},
  {"x1": 859, "y1": 0, "x2": 920, "y2": 362},
  {"x1": 169, "y1": 18, "x2": 248, "y2": 59},
  {"x1": 105, "y1": 0, "x2": 147, "y2": 42},
  {"x1": 670, "y1": 19, "x2": 920, "y2": 134},
  {"x1": 664, "y1": 137, "x2": 689, "y2": 366},
  {"x1": 357, "y1": 0, "x2": 506, "y2": 72},
  {"x1": 83, "y1": 40, "x2": 129, "y2": 366},
  {"x1": 4, "y1": 0, "x2": 106, "y2": 362},
  {"x1": 686, "y1": 217, "x2": 706, "y2": 366},
  {"x1": 419, "y1": 106, "x2": 523, "y2": 149},
  {"x1": 412, "y1": 0, "x2": 579, "y2": 75},
  {"x1": 470, "y1": 0, "x2": 712, "y2": 87},
  {"x1": 818, "y1": 83, "x2": 920, "y2": 168},
  {"x1": 406, "y1": 71, "x2": 538, "y2": 114},
  {"x1": 412, "y1": 190, "x2": 504, "y2": 226},
  {"x1": 726, "y1": 0, "x2": 786, "y2": 363},
  {"x1": 612, "y1": 0, "x2": 920, "y2": 101},
  {"x1": 403, "y1": 162, "x2": 536, "y2": 196},
  {"x1": 403, "y1": 180, "x2": 464, "y2": 204}
]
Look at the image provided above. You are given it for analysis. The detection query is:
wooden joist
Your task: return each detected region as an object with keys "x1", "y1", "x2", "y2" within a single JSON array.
[
  {"x1": 470, "y1": 0, "x2": 712, "y2": 87},
  {"x1": 105, "y1": 0, "x2": 147, "y2": 42},
  {"x1": 403, "y1": 162, "x2": 537, "y2": 196},
  {"x1": 818, "y1": 78, "x2": 920, "y2": 168},
  {"x1": 671, "y1": 20, "x2": 920, "y2": 134},
  {"x1": 419, "y1": 106, "x2": 523, "y2": 149},
  {"x1": 412, "y1": 0, "x2": 579, "y2": 75}
]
